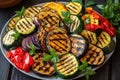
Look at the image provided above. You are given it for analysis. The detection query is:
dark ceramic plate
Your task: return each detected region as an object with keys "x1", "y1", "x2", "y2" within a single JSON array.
[{"x1": 0, "y1": 2, "x2": 116, "y2": 80}]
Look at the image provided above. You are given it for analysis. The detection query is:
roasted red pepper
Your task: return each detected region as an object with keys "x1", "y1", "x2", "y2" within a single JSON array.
[
  {"x1": 6, "y1": 47, "x2": 34, "y2": 72},
  {"x1": 85, "y1": 9, "x2": 115, "y2": 36}
]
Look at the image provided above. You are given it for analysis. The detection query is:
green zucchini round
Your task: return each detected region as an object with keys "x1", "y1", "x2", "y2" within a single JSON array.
[
  {"x1": 55, "y1": 53, "x2": 79, "y2": 79},
  {"x1": 67, "y1": 15, "x2": 83, "y2": 34}
]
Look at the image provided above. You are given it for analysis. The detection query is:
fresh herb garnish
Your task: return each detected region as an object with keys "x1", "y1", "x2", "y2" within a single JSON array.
[
  {"x1": 29, "y1": 43, "x2": 36, "y2": 55},
  {"x1": 62, "y1": 11, "x2": 73, "y2": 24},
  {"x1": 86, "y1": 0, "x2": 96, "y2": 7},
  {"x1": 43, "y1": 48, "x2": 60, "y2": 63},
  {"x1": 97, "y1": 0, "x2": 120, "y2": 35},
  {"x1": 79, "y1": 61, "x2": 96, "y2": 80},
  {"x1": 12, "y1": 31, "x2": 20, "y2": 40},
  {"x1": 72, "y1": 0, "x2": 82, "y2": 4},
  {"x1": 15, "y1": 6, "x2": 26, "y2": 18}
]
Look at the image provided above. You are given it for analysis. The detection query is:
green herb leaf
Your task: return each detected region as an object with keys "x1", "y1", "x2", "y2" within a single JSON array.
[
  {"x1": 79, "y1": 61, "x2": 95, "y2": 80},
  {"x1": 52, "y1": 56, "x2": 60, "y2": 63},
  {"x1": 62, "y1": 11, "x2": 73, "y2": 24},
  {"x1": 72, "y1": 0, "x2": 82, "y2": 4},
  {"x1": 29, "y1": 43, "x2": 36, "y2": 55},
  {"x1": 79, "y1": 61, "x2": 88, "y2": 71},
  {"x1": 97, "y1": 4, "x2": 105, "y2": 9},
  {"x1": 114, "y1": 0, "x2": 119, "y2": 6},
  {"x1": 50, "y1": 48, "x2": 56, "y2": 55},
  {"x1": 15, "y1": 6, "x2": 26, "y2": 18},
  {"x1": 43, "y1": 54, "x2": 53, "y2": 61},
  {"x1": 86, "y1": 0, "x2": 96, "y2": 7},
  {"x1": 85, "y1": 66, "x2": 96, "y2": 80},
  {"x1": 12, "y1": 31, "x2": 20, "y2": 40}
]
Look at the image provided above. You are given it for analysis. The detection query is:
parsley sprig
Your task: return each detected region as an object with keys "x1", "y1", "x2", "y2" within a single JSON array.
[
  {"x1": 79, "y1": 61, "x2": 96, "y2": 80},
  {"x1": 29, "y1": 43, "x2": 36, "y2": 55},
  {"x1": 12, "y1": 31, "x2": 20, "y2": 40},
  {"x1": 97, "y1": 0, "x2": 120, "y2": 35},
  {"x1": 15, "y1": 6, "x2": 26, "y2": 18},
  {"x1": 43, "y1": 48, "x2": 59, "y2": 64},
  {"x1": 62, "y1": 11, "x2": 73, "y2": 24}
]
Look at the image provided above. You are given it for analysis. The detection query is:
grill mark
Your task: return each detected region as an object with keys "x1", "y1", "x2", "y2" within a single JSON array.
[
  {"x1": 17, "y1": 25, "x2": 23, "y2": 32},
  {"x1": 67, "y1": 6, "x2": 77, "y2": 13},
  {"x1": 31, "y1": 6, "x2": 39, "y2": 13},
  {"x1": 19, "y1": 22, "x2": 27, "y2": 31},
  {"x1": 69, "y1": 4, "x2": 78, "y2": 12},
  {"x1": 25, "y1": 18, "x2": 33, "y2": 26},
  {"x1": 102, "y1": 33, "x2": 108, "y2": 41},
  {"x1": 28, "y1": 8, "x2": 37, "y2": 14},
  {"x1": 22, "y1": 21, "x2": 30, "y2": 29},
  {"x1": 72, "y1": 2, "x2": 80, "y2": 8}
]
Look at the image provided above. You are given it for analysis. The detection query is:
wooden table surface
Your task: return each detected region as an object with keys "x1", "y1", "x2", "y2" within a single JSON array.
[{"x1": 0, "y1": 0, "x2": 120, "y2": 80}]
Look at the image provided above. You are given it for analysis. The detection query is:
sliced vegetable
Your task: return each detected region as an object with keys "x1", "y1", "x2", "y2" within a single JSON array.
[
  {"x1": 6, "y1": 47, "x2": 34, "y2": 72},
  {"x1": 24, "y1": 6, "x2": 41, "y2": 18},
  {"x1": 7, "y1": 16, "x2": 20, "y2": 31},
  {"x1": 80, "y1": 44, "x2": 105, "y2": 65},
  {"x1": 15, "y1": 17, "x2": 36, "y2": 35},
  {"x1": 82, "y1": 14, "x2": 99, "y2": 26},
  {"x1": 43, "y1": 2, "x2": 68, "y2": 18},
  {"x1": 81, "y1": 30, "x2": 97, "y2": 44},
  {"x1": 47, "y1": 28, "x2": 71, "y2": 55},
  {"x1": 32, "y1": 53, "x2": 55, "y2": 76},
  {"x1": 67, "y1": 15, "x2": 83, "y2": 34},
  {"x1": 70, "y1": 34, "x2": 88, "y2": 57},
  {"x1": 37, "y1": 11, "x2": 61, "y2": 28},
  {"x1": 66, "y1": 2, "x2": 82, "y2": 15},
  {"x1": 96, "y1": 31, "x2": 115, "y2": 54},
  {"x1": 2, "y1": 30, "x2": 21, "y2": 50},
  {"x1": 55, "y1": 53, "x2": 79, "y2": 79}
]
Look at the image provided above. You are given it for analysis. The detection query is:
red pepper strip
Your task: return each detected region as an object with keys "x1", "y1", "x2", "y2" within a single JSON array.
[
  {"x1": 6, "y1": 47, "x2": 34, "y2": 72},
  {"x1": 86, "y1": 10, "x2": 115, "y2": 36}
]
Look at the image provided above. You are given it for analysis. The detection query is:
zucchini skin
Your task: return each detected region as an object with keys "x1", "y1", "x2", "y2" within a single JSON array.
[
  {"x1": 54, "y1": 53, "x2": 79, "y2": 79},
  {"x1": 68, "y1": 15, "x2": 84, "y2": 34},
  {"x1": 2, "y1": 30, "x2": 23, "y2": 50},
  {"x1": 96, "y1": 31, "x2": 115, "y2": 54}
]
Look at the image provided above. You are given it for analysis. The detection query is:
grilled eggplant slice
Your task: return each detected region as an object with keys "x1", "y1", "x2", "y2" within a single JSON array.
[
  {"x1": 80, "y1": 44, "x2": 105, "y2": 65},
  {"x1": 2, "y1": 30, "x2": 22, "y2": 50},
  {"x1": 70, "y1": 34, "x2": 88, "y2": 58},
  {"x1": 32, "y1": 53, "x2": 55, "y2": 76},
  {"x1": 68, "y1": 15, "x2": 83, "y2": 34},
  {"x1": 15, "y1": 17, "x2": 36, "y2": 35},
  {"x1": 47, "y1": 28, "x2": 71, "y2": 55},
  {"x1": 96, "y1": 31, "x2": 115, "y2": 54},
  {"x1": 66, "y1": 2, "x2": 82, "y2": 15},
  {"x1": 81, "y1": 30, "x2": 97, "y2": 44},
  {"x1": 24, "y1": 6, "x2": 41, "y2": 18},
  {"x1": 7, "y1": 16, "x2": 20, "y2": 31},
  {"x1": 37, "y1": 10, "x2": 61, "y2": 28},
  {"x1": 55, "y1": 53, "x2": 79, "y2": 79}
]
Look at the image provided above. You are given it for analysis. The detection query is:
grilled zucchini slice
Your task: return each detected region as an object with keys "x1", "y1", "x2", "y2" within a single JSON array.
[
  {"x1": 66, "y1": 2, "x2": 82, "y2": 15},
  {"x1": 55, "y1": 53, "x2": 79, "y2": 79},
  {"x1": 81, "y1": 30, "x2": 97, "y2": 44},
  {"x1": 32, "y1": 53, "x2": 55, "y2": 76},
  {"x1": 68, "y1": 15, "x2": 83, "y2": 34},
  {"x1": 70, "y1": 34, "x2": 88, "y2": 58},
  {"x1": 15, "y1": 17, "x2": 36, "y2": 35},
  {"x1": 37, "y1": 10, "x2": 61, "y2": 28},
  {"x1": 7, "y1": 16, "x2": 20, "y2": 31},
  {"x1": 43, "y1": 2, "x2": 68, "y2": 18},
  {"x1": 47, "y1": 28, "x2": 71, "y2": 55},
  {"x1": 80, "y1": 44, "x2": 105, "y2": 65},
  {"x1": 96, "y1": 31, "x2": 115, "y2": 54},
  {"x1": 24, "y1": 6, "x2": 41, "y2": 18},
  {"x1": 2, "y1": 30, "x2": 21, "y2": 50}
]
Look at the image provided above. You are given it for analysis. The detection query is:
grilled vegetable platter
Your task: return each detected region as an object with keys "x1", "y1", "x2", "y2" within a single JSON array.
[{"x1": 0, "y1": 1, "x2": 116, "y2": 80}]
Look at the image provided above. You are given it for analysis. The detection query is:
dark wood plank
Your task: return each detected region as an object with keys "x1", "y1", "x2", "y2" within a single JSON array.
[
  {"x1": 0, "y1": 51, "x2": 10, "y2": 80},
  {"x1": 111, "y1": 38, "x2": 120, "y2": 80}
]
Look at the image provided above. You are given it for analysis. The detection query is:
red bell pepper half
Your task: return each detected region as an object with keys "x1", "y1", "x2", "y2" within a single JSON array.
[{"x1": 6, "y1": 47, "x2": 34, "y2": 72}]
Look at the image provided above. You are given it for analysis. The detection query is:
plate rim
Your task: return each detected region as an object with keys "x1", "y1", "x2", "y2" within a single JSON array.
[{"x1": 0, "y1": 1, "x2": 116, "y2": 80}]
